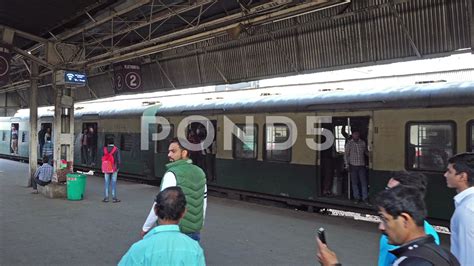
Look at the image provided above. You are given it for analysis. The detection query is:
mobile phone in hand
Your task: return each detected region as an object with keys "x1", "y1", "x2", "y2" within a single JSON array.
[{"x1": 317, "y1": 227, "x2": 327, "y2": 244}]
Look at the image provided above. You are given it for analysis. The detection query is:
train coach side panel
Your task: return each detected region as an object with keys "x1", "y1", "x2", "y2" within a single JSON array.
[
  {"x1": 214, "y1": 112, "x2": 318, "y2": 200},
  {"x1": 371, "y1": 106, "x2": 473, "y2": 220}
]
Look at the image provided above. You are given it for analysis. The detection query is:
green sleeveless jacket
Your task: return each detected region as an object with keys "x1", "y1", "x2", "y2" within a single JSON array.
[{"x1": 165, "y1": 159, "x2": 206, "y2": 233}]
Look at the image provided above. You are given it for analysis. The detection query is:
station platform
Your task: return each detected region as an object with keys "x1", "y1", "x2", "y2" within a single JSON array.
[{"x1": 0, "y1": 159, "x2": 450, "y2": 265}]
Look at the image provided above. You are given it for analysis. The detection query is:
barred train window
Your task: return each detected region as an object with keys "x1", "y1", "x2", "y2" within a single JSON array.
[
  {"x1": 469, "y1": 121, "x2": 474, "y2": 152},
  {"x1": 264, "y1": 124, "x2": 291, "y2": 162},
  {"x1": 157, "y1": 124, "x2": 174, "y2": 153},
  {"x1": 2, "y1": 131, "x2": 5, "y2": 141},
  {"x1": 406, "y1": 122, "x2": 455, "y2": 171},
  {"x1": 120, "y1": 133, "x2": 134, "y2": 152},
  {"x1": 233, "y1": 124, "x2": 257, "y2": 159}
]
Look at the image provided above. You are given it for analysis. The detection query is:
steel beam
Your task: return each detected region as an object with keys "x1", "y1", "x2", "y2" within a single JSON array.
[
  {"x1": 389, "y1": 2, "x2": 421, "y2": 58},
  {"x1": 84, "y1": 1, "x2": 349, "y2": 67},
  {"x1": 85, "y1": 0, "x2": 215, "y2": 46}
]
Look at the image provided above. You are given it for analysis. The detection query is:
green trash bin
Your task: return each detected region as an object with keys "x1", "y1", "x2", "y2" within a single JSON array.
[{"x1": 67, "y1": 173, "x2": 87, "y2": 201}]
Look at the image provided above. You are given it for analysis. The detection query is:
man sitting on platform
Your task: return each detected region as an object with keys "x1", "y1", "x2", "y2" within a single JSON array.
[
  {"x1": 31, "y1": 156, "x2": 53, "y2": 194},
  {"x1": 119, "y1": 187, "x2": 205, "y2": 266}
]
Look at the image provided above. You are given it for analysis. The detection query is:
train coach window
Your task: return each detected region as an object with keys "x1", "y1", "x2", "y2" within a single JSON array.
[
  {"x1": 157, "y1": 124, "x2": 174, "y2": 153},
  {"x1": 1, "y1": 131, "x2": 5, "y2": 141},
  {"x1": 120, "y1": 133, "x2": 134, "y2": 152},
  {"x1": 233, "y1": 124, "x2": 258, "y2": 159},
  {"x1": 264, "y1": 124, "x2": 291, "y2": 162},
  {"x1": 406, "y1": 122, "x2": 455, "y2": 171}
]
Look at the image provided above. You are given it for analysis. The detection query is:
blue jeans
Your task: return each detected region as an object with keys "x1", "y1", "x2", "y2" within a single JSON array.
[
  {"x1": 186, "y1": 232, "x2": 201, "y2": 242},
  {"x1": 104, "y1": 171, "x2": 118, "y2": 199},
  {"x1": 350, "y1": 165, "x2": 368, "y2": 200}
]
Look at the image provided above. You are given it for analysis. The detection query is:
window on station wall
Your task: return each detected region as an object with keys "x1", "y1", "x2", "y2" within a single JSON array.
[
  {"x1": 264, "y1": 124, "x2": 291, "y2": 162},
  {"x1": 120, "y1": 133, "x2": 134, "y2": 152},
  {"x1": 406, "y1": 122, "x2": 455, "y2": 171},
  {"x1": 233, "y1": 124, "x2": 258, "y2": 159},
  {"x1": 157, "y1": 124, "x2": 174, "y2": 153},
  {"x1": 469, "y1": 120, "x2": 474, "y2": 153}
]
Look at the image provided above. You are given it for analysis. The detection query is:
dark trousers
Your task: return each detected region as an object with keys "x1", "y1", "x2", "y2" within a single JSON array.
[
  {"x1": 321, "y1": 158, "x2": 334, "y2": 193},
  {"x1": 350, "y1": 165, "x2": 368, "y2": 200},
  {"x1": 32, "y1": 176, "x2": 51, "y2": 190},
  {"x1": 39, "y1": 143, "x2": 44, "y2": 157},
  {"x1": 81, "y1": 146, "x2": 88, "y2": 164},
  {"x1": 186, "y1": 232, "x2": 201, "y2": 242},
  {"x1": 205, "y1": 154, "x2": 215, "y2": 181}
]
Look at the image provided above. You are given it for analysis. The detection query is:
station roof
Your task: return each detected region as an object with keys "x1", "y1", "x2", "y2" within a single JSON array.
[{"x1": 0, "y1": 0, "x2": 472, "y2": 111}]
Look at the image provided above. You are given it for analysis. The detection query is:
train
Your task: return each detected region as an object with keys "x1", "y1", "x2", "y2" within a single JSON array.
[{"x1": 1, "y1": 81, "x2": 473, "y2": 222}]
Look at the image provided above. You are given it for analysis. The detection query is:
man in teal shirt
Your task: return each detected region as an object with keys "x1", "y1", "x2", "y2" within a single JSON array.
[{"x1": 119, "y1": 187, "x2": 205, "y2": 266}]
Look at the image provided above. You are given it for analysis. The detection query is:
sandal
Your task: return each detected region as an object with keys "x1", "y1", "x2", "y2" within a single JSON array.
[
  {"x1": 102, "y1": 198, "x2": 109, "y2": 202},
  {"x1": 113, "y1": 198, "x2": 121, "y2": 203}
]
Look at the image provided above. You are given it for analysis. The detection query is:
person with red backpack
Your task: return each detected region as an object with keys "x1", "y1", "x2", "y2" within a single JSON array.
[{"x1": 101, "y1": 138, "x2": 121, "y2": 203}]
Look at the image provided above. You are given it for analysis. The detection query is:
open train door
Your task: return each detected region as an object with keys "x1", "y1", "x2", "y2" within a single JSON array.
[{"x1": 318, "y1": 116, "x2": 370, "y2": 202}]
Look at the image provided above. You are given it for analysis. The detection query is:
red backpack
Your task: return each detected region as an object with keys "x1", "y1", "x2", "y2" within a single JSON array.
[{"x1": 101, "y1": 146, "x2": 117, "y2": 173}]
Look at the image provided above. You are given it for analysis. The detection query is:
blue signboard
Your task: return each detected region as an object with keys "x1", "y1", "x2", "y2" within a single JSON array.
[{"x1": 64, "y1": 71, "x2": 87, "y2": 85}]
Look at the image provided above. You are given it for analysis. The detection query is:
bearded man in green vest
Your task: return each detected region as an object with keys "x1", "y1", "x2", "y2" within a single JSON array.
[{"x1": 142, "y1": 138, "x2": 207, "y2": 241}]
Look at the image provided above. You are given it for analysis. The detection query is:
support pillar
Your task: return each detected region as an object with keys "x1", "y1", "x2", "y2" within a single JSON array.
[
  {"x1": 28, "y1": 62, "x2": 38, "y2": 187},
  {"x1": 52, "y1": 73, "x2": 75, "y2": 184}
]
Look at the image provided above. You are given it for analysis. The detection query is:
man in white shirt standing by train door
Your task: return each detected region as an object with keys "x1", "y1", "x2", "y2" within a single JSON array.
[
  {"x1": 444, "y1": 152, "x2": 474, "y2": 265},
  {"x1": 141, "y1": 138, "x2": 207, "y2": 242}
]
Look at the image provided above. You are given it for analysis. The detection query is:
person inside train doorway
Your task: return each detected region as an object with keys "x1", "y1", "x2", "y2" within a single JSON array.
[
  {"x1": 444, "y1": 152, "x2": 474, "y2": 265},
  {"x1": 344, "y1": 129, "x2": 369, "y2": 204},
  {"x1": 101, "y1": 138, "x2": 121, "y2": 203},
  {"x1": 42, "y1": 137, "x2": 53, "y2": 165},
  {"x1": 44, "y1": 127, "x2": 52, "y2": 143},
  {"x1": 11, "y1": 125, "x2": 18, "y2": 155},
  {"x1": 80, "y1": 128, "x2": 89, "y2": 165},
  {"x1": 205, "y1": 138, "x2": 217, "y2": 182},
  {"x1": 38, "y1": 124, "x2": 46, "y2": 157},
  {"x1": 141, "y1": 138, "x2": 207, "y2": 242},
  {"x1": 31, "y1": 156, "x2": 53, "y2": 194},
  {"x1": 87, "y1": 127, "x2": 97, "y2": 166},
  {"x1": 321, "y1": 125, "x2": 336, "y2": 197}
]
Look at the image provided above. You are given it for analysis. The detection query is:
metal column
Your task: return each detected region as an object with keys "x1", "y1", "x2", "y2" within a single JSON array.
[{"x1": 28, "y1": 62, "x2": 38, "y2": 186}]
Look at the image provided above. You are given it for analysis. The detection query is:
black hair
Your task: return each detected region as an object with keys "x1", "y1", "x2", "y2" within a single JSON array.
[
  {"x1": 375, "y1": 185, "x2": 426, "y2": 227},
  {"x1": 106, "y1": 138, "x2": 114, "y2": 145},
  {"x1": 448, "y1": 152, "x2": 474, "y2": 186},
  {"x1": 391, "y1": 171, "x2": 427, "y2": 196},
  {"x1": 42, "y1": 156, "x2": 49, "y2": 164},
  {"x1": 169, "y1": 137, "x2": 189, "y2": 153},
  {"x1": 154, "y1": 186, "x2": 187, "y2": 221},
  {"x1": 46, "y1": 137, "x2": 51, "y2": 141}
]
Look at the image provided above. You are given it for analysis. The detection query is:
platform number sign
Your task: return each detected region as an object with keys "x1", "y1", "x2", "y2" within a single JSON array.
[
  {"x1": 0, "y1": 45, "x2": 11, "y2": 86},
  {"x1": 113, "y1": 64, "x2": 143, "y2": 93},
  {"x1": 125, "y1": 71, "x2": 141, "y2": 90}
]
